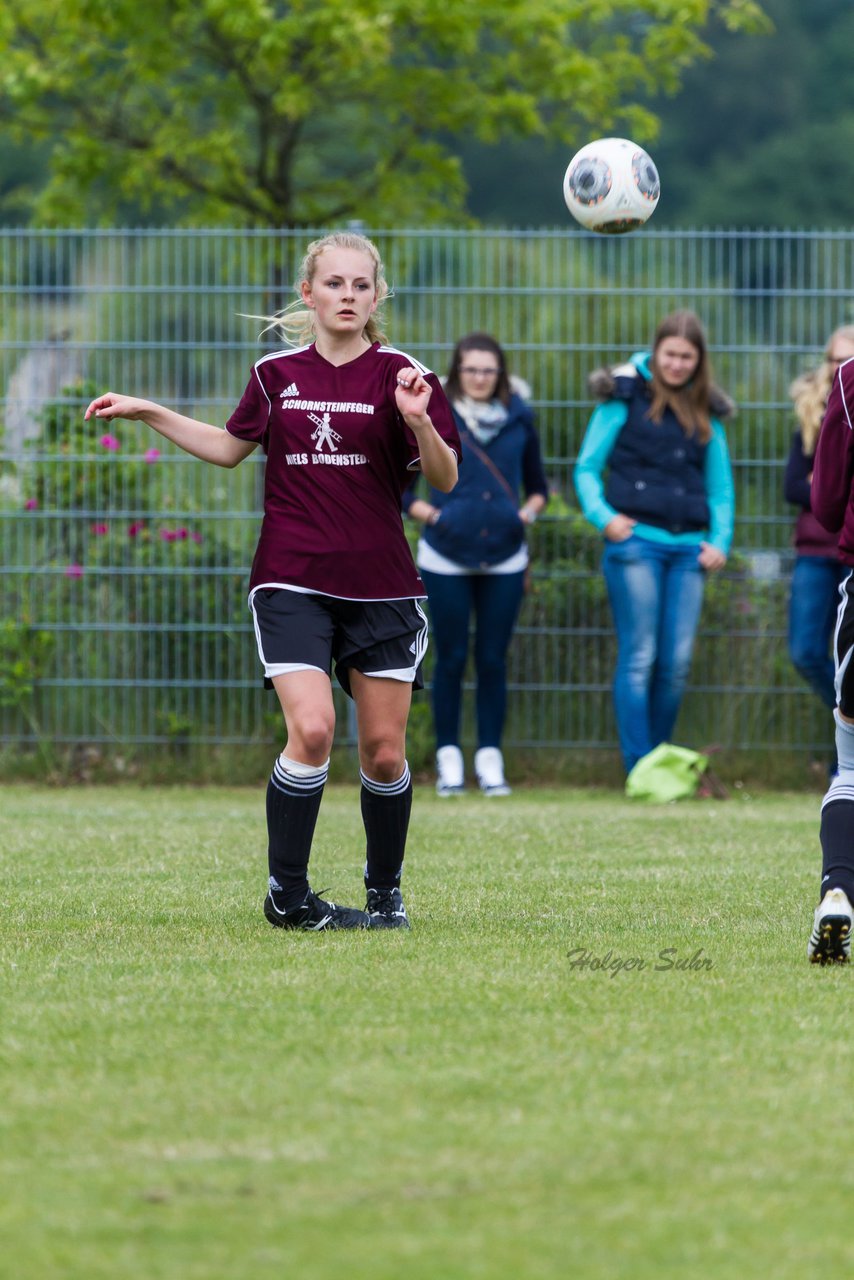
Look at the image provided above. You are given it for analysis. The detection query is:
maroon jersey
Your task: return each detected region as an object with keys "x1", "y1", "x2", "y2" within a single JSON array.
[
  {"x1": 226, "y1": 341, "x2": 461, "y2": 599},
  {"x1": 813, "y1": 358, "x2": 854, "y2": 566}
]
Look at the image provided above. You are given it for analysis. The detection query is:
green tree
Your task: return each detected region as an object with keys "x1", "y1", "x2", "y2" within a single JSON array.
[
  {"x1": 0, "y1": 0, "x2": 767, "y2": 228},
  {"x1": 648, "y1": 0, "x2": 854, "y2": 226}
]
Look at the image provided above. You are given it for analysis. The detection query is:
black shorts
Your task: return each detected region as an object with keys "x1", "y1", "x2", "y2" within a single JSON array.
[
  {"x1": 250, "y1": 588, "x2": 428, "y2": 698},
  {"x1": 835, "y1": 570, "x2": 854, "y2": 717}
]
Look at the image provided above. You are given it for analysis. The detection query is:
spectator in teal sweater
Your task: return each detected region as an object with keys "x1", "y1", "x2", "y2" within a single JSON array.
[{"x1": 574, "y1": 310, "x2": 735, "y2": 773}]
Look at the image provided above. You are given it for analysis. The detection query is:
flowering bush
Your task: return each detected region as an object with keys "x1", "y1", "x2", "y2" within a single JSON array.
[{"x1": 9, "y1": 383, "x2": 253, "y2": 744}]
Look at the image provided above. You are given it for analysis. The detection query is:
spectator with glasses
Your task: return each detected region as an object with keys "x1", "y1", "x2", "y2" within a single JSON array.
[
  {"x1": 785, "y1": 326, "x2": 854, "y2": 779},
  {"x1": 403, "y1": 333, "x2": 548, "y2": 796}
]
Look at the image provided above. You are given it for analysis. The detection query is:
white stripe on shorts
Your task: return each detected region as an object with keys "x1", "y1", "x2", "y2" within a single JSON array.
[
  {"x1": 360, "y1": 599, "x2": 429, "y2": 682},
  {"x1": 834, "y1": 570, "x2": 854, "y2": 708},
  {"x1": 249, "y1": 593, "x2": 325, "y2": 679}
]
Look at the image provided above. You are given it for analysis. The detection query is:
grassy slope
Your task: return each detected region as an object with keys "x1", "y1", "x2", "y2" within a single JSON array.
[{"x1": 0, "y1": 786, "x2": 851, "y2": 1280}]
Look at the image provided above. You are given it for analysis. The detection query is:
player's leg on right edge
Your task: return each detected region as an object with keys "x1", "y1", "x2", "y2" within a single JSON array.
[{"x1": 809, "y1": 572, "x2": 854, "y2": 963}]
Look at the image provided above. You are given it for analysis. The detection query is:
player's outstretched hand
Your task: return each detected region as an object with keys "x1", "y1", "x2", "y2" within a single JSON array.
[
  {"x1": 394, "y1": 368, "x2": 432, "y2": 425},
  {"x1": 84, "y1": 393, "x2": 155, "y2": 422}
]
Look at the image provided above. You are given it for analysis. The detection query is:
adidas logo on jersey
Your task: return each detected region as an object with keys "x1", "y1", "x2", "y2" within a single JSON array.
[{"x1": 279, "y1": 382, "x2": 299, "y2": 399}]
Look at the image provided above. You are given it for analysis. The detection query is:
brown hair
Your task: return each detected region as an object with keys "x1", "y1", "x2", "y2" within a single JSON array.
[
  {"x1": 790, "y1": 325, "x2": 854, "y2": 454},
  {"x1": 253, "y1": 232, "x2": 389, "y2": 346},
  {"x1": 648, "y1": 310, "x2": 716, "y2": 443},
  {"x1": 445, "y1": 333, "x2": 512, "y2": 407}
]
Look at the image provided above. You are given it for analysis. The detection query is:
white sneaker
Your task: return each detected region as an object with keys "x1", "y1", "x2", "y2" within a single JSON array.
[
  {"x1": 436, "y1": 745, "x2": 465, "y2": 796},
  {"x1": 808, "y1": 887, "x2": 853, "y2": 964},
  {"x1": 474, "y1": 747, "x2": 511, "y2": 797}
]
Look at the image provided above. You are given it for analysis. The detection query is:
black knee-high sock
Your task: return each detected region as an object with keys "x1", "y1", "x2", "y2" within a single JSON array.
[
  {"x1": 361, "y1": 763, "x2": 412, "y2": 890},
  {"x1": 820, "y1": 799, "x2": 854, "y2": 904},
  {"x1": 266, "y1": 755, "x2": 328, "y2": 909}
]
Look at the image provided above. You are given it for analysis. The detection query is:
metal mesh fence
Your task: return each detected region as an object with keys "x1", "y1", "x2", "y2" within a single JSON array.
[{"x1": 1, "y1": 226, "x2": 850, "y2": 755}]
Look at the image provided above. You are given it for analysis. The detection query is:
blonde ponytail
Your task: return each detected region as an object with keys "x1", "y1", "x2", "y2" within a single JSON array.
[{"x1": 790, "y1": 326, "x2": 854, "y2": 454}]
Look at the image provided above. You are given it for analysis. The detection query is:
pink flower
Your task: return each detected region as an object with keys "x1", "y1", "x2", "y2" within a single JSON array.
[
  {"x1": 128, "y1": 521, "x2": 146, "y2": 538},
  {"x1": 160, "y1": 528, "x2": 177, "y2": 542},
  {"x1": 64, "y1": 564, "x2": 84, "y2": 579},
  {"x1": 24, "y1": 498, "x2": 38, "y2": 510},
  {"x1": 91, "y1": 523, "x2": 109, "y2": 536},
  {"x1": 175, "y1": 528, "x2": 189, "y2": 541},
  {"x1": 144, "y1": 448, "x2": 161, "y2": 463},
  {"x1": 190, "y1": 531, "x2": 203, "y2": 544},
  {"x1": 99, "y1": 434, "x2": 120, "y2": 451}
]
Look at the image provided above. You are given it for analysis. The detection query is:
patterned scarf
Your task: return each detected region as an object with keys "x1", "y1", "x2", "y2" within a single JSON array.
[{"x1": 453, "y1": 395, "x2": 509, "y2": 445}]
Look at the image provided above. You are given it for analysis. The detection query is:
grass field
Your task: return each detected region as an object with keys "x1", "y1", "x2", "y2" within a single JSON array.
[{"x1": 1, "y1": 783, "x2": 851, "y2": 1280}]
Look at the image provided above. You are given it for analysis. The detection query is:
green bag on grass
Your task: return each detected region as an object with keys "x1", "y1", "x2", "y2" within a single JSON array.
[{"x1": 625, "y1": 742, "x2": 709, "y2": 802}]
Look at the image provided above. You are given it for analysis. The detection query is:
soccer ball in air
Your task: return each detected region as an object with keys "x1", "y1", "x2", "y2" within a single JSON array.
[{"x1": 563, "y1": 137, "x2": 660, "y2": 235}]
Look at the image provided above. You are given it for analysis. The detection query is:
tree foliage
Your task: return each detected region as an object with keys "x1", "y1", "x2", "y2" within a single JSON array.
[
  {"x1": 0, "y1": 0, "x2": 767, "y2": 227},
  {"x1": 644, "y1": 0, "x2": 854, "y2": 226}
]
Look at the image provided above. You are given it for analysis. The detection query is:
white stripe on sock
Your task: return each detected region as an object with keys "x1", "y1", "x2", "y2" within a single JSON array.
[
  {"x1": 360, "y1": 763, "x2": 411, "y2": 796},
  {"x1": 272, "y1": 756, "x2": 329, "y2": 795},
  {"x1": 822, "y1": 787, "x2": 854, "y2": 811}
]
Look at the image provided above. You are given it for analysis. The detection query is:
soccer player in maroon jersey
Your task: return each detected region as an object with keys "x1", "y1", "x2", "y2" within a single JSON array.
[
  {"x1": 805, "y1": 351, "x2": 854, "y2": 962},
  {"x1": 85, "y1": 232, "x2": 460, "y2": 932}
]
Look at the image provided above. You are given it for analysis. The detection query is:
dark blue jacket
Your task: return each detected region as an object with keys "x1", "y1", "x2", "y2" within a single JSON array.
[
  {"x1": 575, "y1": 353, "x2": 735, "y2": 552},
  {"x1": 605, "y1": 376, "x2": 710, "y2": 534},
  {"x1": 403, "y1": 393, "x2": 548, "y2": 569}
]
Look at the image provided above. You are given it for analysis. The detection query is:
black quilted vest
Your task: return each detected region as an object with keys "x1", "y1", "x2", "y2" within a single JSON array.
[{"x1": 605, "y1": 381, "x2": 709, "y2": 534}]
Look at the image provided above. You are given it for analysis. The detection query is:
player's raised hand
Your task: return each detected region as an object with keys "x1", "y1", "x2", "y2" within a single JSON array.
[
  {"x1": 84, "y1": 393, "x2": 155, "y2": 422},
  {"x1": 394, "y1": 368, "x2": 432, "y2": 424}
]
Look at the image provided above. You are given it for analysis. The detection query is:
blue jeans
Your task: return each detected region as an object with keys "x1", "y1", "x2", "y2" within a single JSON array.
[
  {"x1": 788, "y1": 554, "x2": 847, "y2": 711},
  {"x1": 420, "y1": 569, "x2": 526, "y2": 750},
  {"x1": 602, "y1": 537, "x2": 706, "y2": 772}
]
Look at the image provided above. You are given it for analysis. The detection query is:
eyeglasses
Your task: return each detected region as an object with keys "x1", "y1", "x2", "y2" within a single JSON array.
[{"x1": 460, "y1": 366, "x2": 500, "y2": 377}]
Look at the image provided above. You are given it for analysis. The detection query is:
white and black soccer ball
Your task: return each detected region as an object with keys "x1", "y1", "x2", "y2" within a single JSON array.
[{"x1": 563, "y1": 137, "x2": 660, "y2": 235}]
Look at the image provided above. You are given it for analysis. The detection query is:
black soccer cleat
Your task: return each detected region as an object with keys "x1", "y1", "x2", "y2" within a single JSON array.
[
  {"x1": 365, "y1": 886, "x2": 411, "y2": 930},
  {"x1": 264, "y1": 887, "x2": 370, "y2": 931}
]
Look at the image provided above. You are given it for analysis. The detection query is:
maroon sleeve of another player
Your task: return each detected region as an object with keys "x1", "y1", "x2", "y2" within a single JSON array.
[
  {"x1": 403, "y1": 373, "x2": 462, "y2": 470},
  {"x1": 225, "y1": 366, "x2": 272, "y2": 445},
  {"x1": 813, "y1": 364, "x2": 854, "y2": 533}
]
